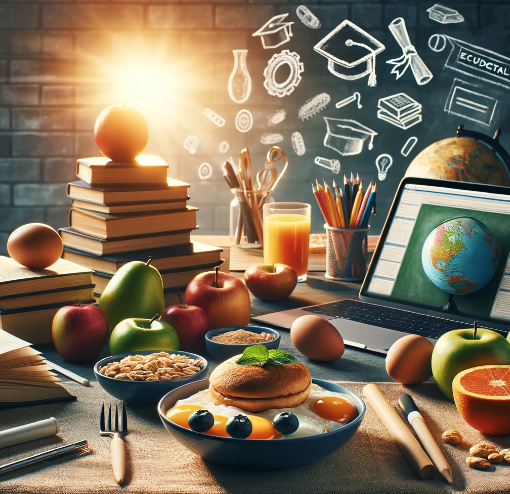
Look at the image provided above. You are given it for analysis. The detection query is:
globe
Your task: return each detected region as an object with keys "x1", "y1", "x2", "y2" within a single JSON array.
[
  {"x1": 406, "y1": 137, "x2": 510, "y2": 186},
  {"x1": 421, "y1": 217, "x2": 501, "y2": 295}
]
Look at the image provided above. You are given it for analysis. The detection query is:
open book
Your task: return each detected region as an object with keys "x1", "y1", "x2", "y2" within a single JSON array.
[{"x1": 0, "y1": 329, "x2": 75, "y2": 408}]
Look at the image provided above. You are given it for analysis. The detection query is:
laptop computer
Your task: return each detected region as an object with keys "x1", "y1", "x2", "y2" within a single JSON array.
[{"x1": 253, "y1": 177, "x2": 510, "y2": 354}]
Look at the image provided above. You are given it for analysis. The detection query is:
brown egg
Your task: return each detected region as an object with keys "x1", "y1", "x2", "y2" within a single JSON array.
[
  {"x1": 290, "y1": 315, "x2": 344, "y2": 362},
  {"x1": 7, "y1": 223, "x2": 63, "y2": 270},
  {"x1": 386, "y1": 334, "x2": 434, "y2": 384}
]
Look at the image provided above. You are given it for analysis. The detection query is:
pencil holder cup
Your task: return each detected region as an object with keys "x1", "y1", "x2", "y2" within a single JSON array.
[
  {"x1": 229, "y1": 188, "x2": 275, "y2": 248},
  {"x1": 325, "y1": 225, "x2": 369, "y2": 281}
]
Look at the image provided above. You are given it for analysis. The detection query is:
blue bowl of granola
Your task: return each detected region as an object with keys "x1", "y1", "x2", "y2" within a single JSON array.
[{"x1": 94, "y1": 350, "x2": 208, "y2": 405}]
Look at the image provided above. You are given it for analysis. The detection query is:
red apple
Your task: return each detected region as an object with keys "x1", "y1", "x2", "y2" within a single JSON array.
[
  {"x1": 161, "y1": 295, "x2": 209, "y2": 353},
  {"x1": 185, "y1": 267, "x2": 251, "y2": 330},
  {"x1": 52, "y1": 304, "x2": 109, "y2": 363},
  {"x1": 244, "y1": 263, "x2": 297, "y2": 301}
]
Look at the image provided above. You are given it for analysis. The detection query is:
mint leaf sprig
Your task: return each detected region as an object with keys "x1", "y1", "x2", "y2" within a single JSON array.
[{"x1": 235, "y1": 345, "x2": 300, "y2": 366}]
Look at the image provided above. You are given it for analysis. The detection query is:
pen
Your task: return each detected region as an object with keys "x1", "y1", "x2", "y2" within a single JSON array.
[
  {"x1": 0, "y1": 440, "x2": 90, "y2": 475},
  {"x1": 45, "y1": 360, "x2": 90, "y2": 387},
  {"x1": 399, "y1": 394, "x2": 453, "y2": 484}
]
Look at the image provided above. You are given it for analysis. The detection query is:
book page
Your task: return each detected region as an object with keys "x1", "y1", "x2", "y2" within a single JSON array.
[{"x1": 0, "y1": 329, "x2": 30, "y2": 357}]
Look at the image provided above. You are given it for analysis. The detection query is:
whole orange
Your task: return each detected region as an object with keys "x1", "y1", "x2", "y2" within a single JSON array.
[
  {"x1": 452, "y1": 365, "x2": 510, "y2": 435},
  {"x1": 94, "y1": 103, "x2": 149, "y2": 162}
]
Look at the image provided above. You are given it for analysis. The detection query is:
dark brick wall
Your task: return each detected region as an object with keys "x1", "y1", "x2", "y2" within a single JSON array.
[{"x1": 0, "y1": 1, "x2": 509, "y2": 254}]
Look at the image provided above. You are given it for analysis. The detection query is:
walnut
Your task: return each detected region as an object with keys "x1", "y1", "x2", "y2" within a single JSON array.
[
  {"x1": 469, "y1": 442, "x2": 498, "y2": 459},
  {"x1": 466, "y1": 457, "x2": 491, "y2": 470},
  {"x1": 442, "y1": 429, "x2": 462, "y2": 445},
  {"x1": 488, "y1": 453, "x2": 504, "y2": 463},
  {"x1": 499, "y1": 448, "x2": 510, "y2": 462}
]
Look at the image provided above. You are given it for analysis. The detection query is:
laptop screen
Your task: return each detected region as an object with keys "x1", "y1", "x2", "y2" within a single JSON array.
[{"x1": 360, "y1": 180, "x2": 510, "y2": 330}]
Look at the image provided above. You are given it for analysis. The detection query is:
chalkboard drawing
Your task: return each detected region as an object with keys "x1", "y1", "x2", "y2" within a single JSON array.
[
  {"x1": 323, "y1": 117, "x2": 377, "y2": 156},
  {"x1": 235, "y1": 109, "x2": 253, "y2": 133},
  {"x1": 260, "y1": 133, "x2": 284, "y2": 145},
  {"x1": 264, "y1": 50, "x2": 304, "y2": 97},
  {"x1": 183, "y1": 135, "x2": 199, "y2": 155},
  {"x1": 378, "y1": 93, "x2": 422, "y2": 130},
  {"x1": 204, "y1": 108, "x2": 226, "y2": 127},
  {"x1": 228, "y1": 50, "x2": 251, "y2": 104},
  {"x1": 336, "y1": 92, "x2": 362, "y2": 109},
  {"x1": 298, "y1": 93, "x2": 331, "y2": 121},
  {"x1": 296, "y1": 6, "x2": 321, "y2": 29},
  {"x1": 313, "y1": 20, "x2": 385, "y2": 87},
  {"x1": 445, "y1": 79, "x2": 498, "y2": 127},
  {"x1": 219, "y1": 141, "x2": 229, "y2": 154},
  {"x1": 291, "y1": 132, "x2": 306, "y2": 156},
  {"x1": 375, "y1": 154, "x2": 393, "y2": 181},
  {"x1": 428, "y1": 35, "x2": 510, "y2": 90},
  {"x1": 387, "y1": 18, "x2": 433, "y2": 86},
  {"x1": 315, "y1": 157, "x2": 341, "y2": 174},
  {"x1": 253, "y1": 14, "x2": 293, "y2": 49},
  {"x1": 198, "y1": 162, "x2": 213, "y2": 180},
  {"x1": 401, "y1": 136, "x2": 418, "y2": 157},
  {"x1": 268, "y1": 109, "x2": 286, "y2": 126},
  {"x1": 427, "y1": 4, "x2": 464, "y2": 24}
]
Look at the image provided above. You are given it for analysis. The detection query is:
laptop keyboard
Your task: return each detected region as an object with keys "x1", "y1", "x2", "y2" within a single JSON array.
[{"x1": 303, "y1": 300, "x2": 508, "y2": 339}]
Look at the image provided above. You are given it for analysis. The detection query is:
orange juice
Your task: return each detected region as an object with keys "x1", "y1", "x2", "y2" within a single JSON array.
[{"x1": 263, "y1": 213, "x2": 311, "y2": 278}]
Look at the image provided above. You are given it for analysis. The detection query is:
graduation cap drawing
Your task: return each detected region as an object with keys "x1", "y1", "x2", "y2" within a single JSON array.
[
  {"x1": 314, "y1": 20, "x2": 385, "y2": 87},
  {"x1": 323, "y1": 118, "x2": 377, "y2": 156},
  {"x1": 253, "y1": 14, "x2": 294, "y2": 49}
]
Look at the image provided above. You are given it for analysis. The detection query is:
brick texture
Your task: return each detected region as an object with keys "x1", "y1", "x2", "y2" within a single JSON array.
[{"x1": 0, "y1": 0, "x2": 506, "y2": 243}]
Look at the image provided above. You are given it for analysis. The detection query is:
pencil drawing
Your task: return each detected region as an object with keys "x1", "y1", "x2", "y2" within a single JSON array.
[{"x1": 298, "y1": 93, "x2": 331, "y2": 121}]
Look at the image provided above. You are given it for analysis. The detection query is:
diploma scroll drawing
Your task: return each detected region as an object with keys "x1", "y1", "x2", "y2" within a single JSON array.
[
  {"x1": 387, "y1": 18, "x2": 433, "y2": 86},
  {"x1": 429, "y1": 34, "x2": 510, "y2": 90}
]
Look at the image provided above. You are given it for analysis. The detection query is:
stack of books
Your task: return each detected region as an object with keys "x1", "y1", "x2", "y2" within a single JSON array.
[
  {"x1": 0, "y1": 256, "x2": 94, "y2": 344},
  {"x1": 60, "y1": 155, "x2": 224, "y2": 305},
  {"x1": 377, "y1": 93, "x2": 422, "y2": 130},
  {"x1": 0, "y1": 329, "x2": 75, "y2": 408}
]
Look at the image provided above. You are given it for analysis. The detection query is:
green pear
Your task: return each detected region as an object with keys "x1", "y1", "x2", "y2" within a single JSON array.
[{"x1": 99, "y1": 259, "x2": 165, "y2": 334}]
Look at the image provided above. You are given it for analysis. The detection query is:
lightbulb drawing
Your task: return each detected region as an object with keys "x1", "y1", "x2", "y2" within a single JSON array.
[
  {"x1": 228, "y1": 50, "x2": 252, "y2": 104},
  {"x1": 315, "y1": 156, "x2": 341, "y2": 174},
  {"x1": 375, "y1": 154, "x2": 393, "y2": 181},
  {"x1": 184, "y1": 135, "x2": 199, "y2": 154}
]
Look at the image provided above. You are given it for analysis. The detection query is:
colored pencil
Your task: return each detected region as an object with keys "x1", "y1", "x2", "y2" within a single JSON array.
[
  {"x1": 360, "y1": 183, "x2": 376, "y2": 228},
  {"x1": 343, "y1": 175, "x2": 351, "y2": 218},
  {"x1": 354, "y1": 181, "x2": 373, "y2": 228},
  {"x1": 352, "y1": 175, "x2": 360, "y2": 202},
  {"x1": 349, "y1": 182, "x2": 363, "y2": 228},
  {"x1": 317, "y1": 181, "x2": 338, "y2": 227},
  {"x1": 333, "y1": 180, "x2": 347, "y2": 228},
  {"x1": 312, "y1": 182, "x2": 332, "y2": 227},
  {"x1": 324, "y1": 180, "x2": 342, "y2": 228}
]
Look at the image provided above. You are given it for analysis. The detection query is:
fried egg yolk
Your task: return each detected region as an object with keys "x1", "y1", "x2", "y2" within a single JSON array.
[
  {"x1": 166, "y1": 406, "x2": 275, "y2": 439},
  {"x1": 311, "y1": 396, "x2": 356, "y2": 423}
]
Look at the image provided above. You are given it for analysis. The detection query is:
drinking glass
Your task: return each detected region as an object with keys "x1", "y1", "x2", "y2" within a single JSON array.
[{"x1": 263, "y1": 202, "x2": 311, "y2": 282}]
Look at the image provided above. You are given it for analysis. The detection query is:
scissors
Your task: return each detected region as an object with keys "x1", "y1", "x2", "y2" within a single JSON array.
[{"x1": 256, "y1": 146, "x2": 289, "y2": 193}]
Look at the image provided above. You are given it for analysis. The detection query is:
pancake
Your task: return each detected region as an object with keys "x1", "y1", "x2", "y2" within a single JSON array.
[{"x1": 209, "y1": 354, "x2": 312, "y2": 412}]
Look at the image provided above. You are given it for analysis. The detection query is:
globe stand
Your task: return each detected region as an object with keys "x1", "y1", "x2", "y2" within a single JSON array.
[{"x1": 443, "y1": 293, "x2": 461, "y2": 314}]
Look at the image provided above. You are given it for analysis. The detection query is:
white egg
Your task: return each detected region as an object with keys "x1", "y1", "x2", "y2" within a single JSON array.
[{"x1": 284, "y1": 417, "x2": 323, "y2": 438}]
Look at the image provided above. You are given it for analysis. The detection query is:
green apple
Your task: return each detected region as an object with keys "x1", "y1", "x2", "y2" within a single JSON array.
[
  {"x1": 99, "y1": 259, "x2": 165, "y2": 334},
  {"x1": 432, "y1": 323, "x2": 510, "y2": 401},
  {"x1": 109, "y1": 315, "x2": 179, "y2": 355}
]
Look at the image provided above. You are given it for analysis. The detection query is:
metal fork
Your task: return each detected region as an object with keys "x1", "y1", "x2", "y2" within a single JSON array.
[{"x1": 100, "y1": 401, "x2": 128, "y2": 484}]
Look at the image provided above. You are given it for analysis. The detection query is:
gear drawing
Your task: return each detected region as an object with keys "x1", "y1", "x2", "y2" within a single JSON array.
[{"x1": 263, "y1": 50, "x2": 304, "y2": 98}]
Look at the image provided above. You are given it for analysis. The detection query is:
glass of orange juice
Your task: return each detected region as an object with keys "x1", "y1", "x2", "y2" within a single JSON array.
[{"x1": 263, "y1": 202, "x2": 311, "y2": 282}]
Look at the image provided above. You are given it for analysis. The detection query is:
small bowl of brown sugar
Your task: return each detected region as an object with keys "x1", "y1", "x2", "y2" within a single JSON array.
[{"x1": 205, "y1": 326, "x2": 280, "y2": 361}]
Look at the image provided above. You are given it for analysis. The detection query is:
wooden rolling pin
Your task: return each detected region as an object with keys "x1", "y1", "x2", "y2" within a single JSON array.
[{"x1": 363, "y1": 384, "x2": 436, "y2": 480}]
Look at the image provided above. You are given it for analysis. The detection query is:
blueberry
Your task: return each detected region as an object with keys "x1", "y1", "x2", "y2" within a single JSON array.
[
  {"x1": 226, "y1": 414, "x2": 253, "y2": 439},
  {"x1": 273, "y1": 412, "x2": 299, "y2": 435},
  {"x1": 188, "y1": 409, "x2": 214, "y2": 432}
]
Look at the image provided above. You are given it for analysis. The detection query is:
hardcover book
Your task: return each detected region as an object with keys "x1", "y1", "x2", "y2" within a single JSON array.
[
  {"x1": 67, "y1": 179, "x2": 189, "y2": 205},
  {"x1": 69, "y1": 206, "x2": 198, "y2": 240},
  {"x1": 76, "y1": 155, "x2": 169, "y2": 186},
  {"x1": 59, "y1": 227, "x2": 192, "y2": 256}
]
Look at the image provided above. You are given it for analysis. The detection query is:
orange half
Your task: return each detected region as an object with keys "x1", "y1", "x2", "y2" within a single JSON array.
[{"x1": 452, "y1": 365, "x2": 510, "y2": 435}]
